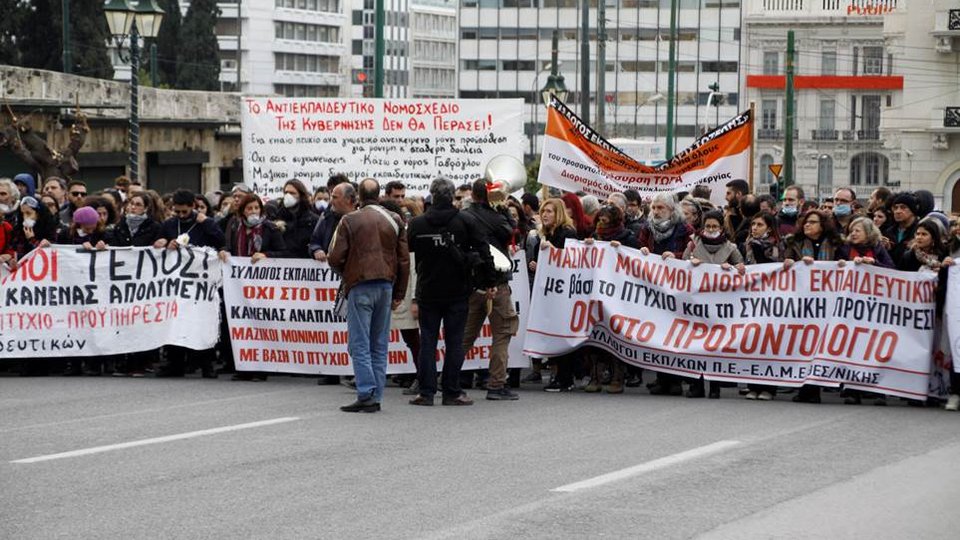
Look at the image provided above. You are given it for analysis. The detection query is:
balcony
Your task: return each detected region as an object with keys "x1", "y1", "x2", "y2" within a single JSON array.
[
  {"x1": 812, "y1": 129, "x2": 838, "y2": 140},
  {"x1": 842, "y1": 130, "x2": 855, "y2": 141},
  {"x1": 758, "y1": 129, "x2": 782, "y2": 140},
  {"x1": 945, "y1": 107, "x2": 960, "y2": 128},
  {"x1": 857, "y1": 129, "x2": 880, "y2": 140}
]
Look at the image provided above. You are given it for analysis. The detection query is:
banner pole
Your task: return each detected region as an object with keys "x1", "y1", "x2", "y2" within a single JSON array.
[{"x1": 749, "y1": 101, "x2": 756, "y2": 194}]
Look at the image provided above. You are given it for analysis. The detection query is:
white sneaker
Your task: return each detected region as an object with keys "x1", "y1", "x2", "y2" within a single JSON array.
[
  {"x1": 757, "y1": 391, "x2": 773, "y2": 401},
  {"x1": 744, "y1": 391, "x2": 758, "y2": 400},
  {"x1": 946, "y1": 394, "x2": 960, "y2": 411}
]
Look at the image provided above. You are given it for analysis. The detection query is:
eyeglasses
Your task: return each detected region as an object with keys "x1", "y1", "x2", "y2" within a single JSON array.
[
  {"x1": 454, "y1": 196, "x2": 463, "y2": 201},
  {"x1": 71, "y1": 191, "x2": 87, "y2": 197}
]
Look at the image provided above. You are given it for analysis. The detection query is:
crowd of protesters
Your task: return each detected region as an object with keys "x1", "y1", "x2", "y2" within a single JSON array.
[{"x1": 1, "y1": 170, "x2": 959, "y2": 413}]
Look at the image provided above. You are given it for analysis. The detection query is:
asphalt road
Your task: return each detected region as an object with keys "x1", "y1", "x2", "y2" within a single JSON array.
[{"x1": 2, "y1": 375, "x2": 960, "y2": 539}]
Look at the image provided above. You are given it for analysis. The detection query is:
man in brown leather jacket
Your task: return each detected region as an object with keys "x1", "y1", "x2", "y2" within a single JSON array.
[{"x1": 328, "y1": 178, "x2": 410, "y2": 413}]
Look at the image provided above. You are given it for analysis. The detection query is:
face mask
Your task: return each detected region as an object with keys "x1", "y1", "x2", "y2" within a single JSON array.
[
  {"x1": 0, "y1": 204, "x2": 10, "y2": 215},
  {"x1": 781, "y1": 205, "x2": 798, "y2": 216},
  {"x1": 77, "y1": 229, "x2": 89, "y2": 238},
  {"x1": 125, "y1": 214, "x2": 147, "y2": 228},
  {"x1": 703, "y1": 230, "x2": 721, "y2": 239},
  {"x1": 315, "y1": 200, "x2": 328, "y2": 212},
  {"x1": 834, "y1": 204, "x2": 852, "y2": 217},
  {"x1": 22, "y1": 218, "x2": 36, "y2": 229},
  {"x1": 245, "y1": 214, "x2": 262, "y2": 227},
  {"x1": 283, "y1": 193, "x2": 298, "y2": 209}
]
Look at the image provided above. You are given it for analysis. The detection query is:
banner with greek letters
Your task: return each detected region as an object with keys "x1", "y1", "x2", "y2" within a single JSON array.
[
  {"x1": 0, "y1": 246, "x2": 221, "y2": 357},
  {"x1": 524, "y1": 241, "x2": 938, "y2": 399},
  {"x1": 537, "y1": 97, "x2": 751, "y2": 208},
  {"x1": 240, "y1": 98, "x2": 524, "y2": 198},
  {"x1": 221, "y1": 253, "x2": 531, "y2": 375},
  {"x1": 944, "y1": 265, "x2": 960, "y2": 374}
]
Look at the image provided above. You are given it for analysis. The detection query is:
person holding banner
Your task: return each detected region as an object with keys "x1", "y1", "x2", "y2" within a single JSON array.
[
  {"x1": 112, "y1": 192, "x2": 161, "y2": 248},
  {"x1": 784, "y1": 209, "x2": 842, "y2": 404},
  {"x1": 328, "y1": 179, "x2": 410, "y2": 413},
  {"x1": 637, "y1": 193, "x2": 693, "y2": 397},
  {"x1": 154, "y1": 190, "x2": 224, "y2": 378},
  {"x1": 406, "y1": 178, "x2": 493, "y2": 406},
  {"x1": 742, "y1": 213, "x2": 783, "y2": 401},
  {"x1": 525, "y1": 198, "x2": 578, "y2": 386},
  {"x1": 583, "y1": 205, "x2": 640, "y2": 394},
  {"x1": 62, "y1": 206, "x2": 107, "y2": 250},
  {"x1": 682, "y1": 210, "x2": 745, "y2": 399}
]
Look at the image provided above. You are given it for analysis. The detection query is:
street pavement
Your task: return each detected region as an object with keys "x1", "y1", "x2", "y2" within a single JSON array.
[{"x1": 2, "y1": 374, "x2": 960, "y2": 539}]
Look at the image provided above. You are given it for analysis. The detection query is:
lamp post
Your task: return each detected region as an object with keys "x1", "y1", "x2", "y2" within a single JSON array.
[
  {"x1": 531, "y1": 30, "x2": 568, "y2": 159},
  {"x1": 104, "y1": 0, "x2": 164, "y2": 184}
]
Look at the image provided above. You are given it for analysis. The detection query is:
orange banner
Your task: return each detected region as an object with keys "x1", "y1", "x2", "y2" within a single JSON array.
[{"x1": 538, "y1": 97, "x2": 753, "y2": 206}]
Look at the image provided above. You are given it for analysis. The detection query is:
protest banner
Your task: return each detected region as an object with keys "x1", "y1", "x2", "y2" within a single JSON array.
[
  {"x1": 0, "y1": 246, "x2": 221, "y2": 358},
  {"x1": 537, "y1": 97, "x2": 752, "y2": 208},
  {"x1": 523, "y1": 241, "x2": 938, "y2": 399},
  {"x1": 945, "y1": 265, "x2": 960, "y2": 374},
  {"x1": 240, "y1": 98, "x2": 525, "y2": 198},
  {"x1": 221, "y1": 252, "x2": 530, "y2": 375}
]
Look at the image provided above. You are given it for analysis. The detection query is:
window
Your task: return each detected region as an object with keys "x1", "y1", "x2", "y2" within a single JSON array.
[
  {"x1": 861, "y1": 95, "x2": 881, "y2": 137},
  {"x1": 819, "y1": 100, "x2": 835, "y2": 132},
  {"x1": 821, "y1": 51, "x2": 836, "y2": 76},
  {"x1": 863, "y1": 46, "x2": 883, "y2": 75},
  {"x1": 818, "y1": 156, "x2": 833, "y2": 194},
  {"x1": 850, "y1": 153, "x2": 888, "y2": 186},
  {"x1": 761, "y1": 99, "x2": 777, "y2": 130},
  {"x1": 759, "y1": 154, "x2": 774, "y2": 185},
  {"x1": 763, "y1": 51, "x2": 778, "y2": 75},
  {"x1": 701, "y1": 61, "x2": 738, "y2": 73}
]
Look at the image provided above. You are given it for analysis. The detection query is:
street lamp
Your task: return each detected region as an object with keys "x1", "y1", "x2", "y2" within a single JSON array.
[
  {"x1": 529, "y1": 30, "x2": 569, "y2": 159},
  {"x1": 104, "y1": 0, "x2": 165, "y2": 184}
]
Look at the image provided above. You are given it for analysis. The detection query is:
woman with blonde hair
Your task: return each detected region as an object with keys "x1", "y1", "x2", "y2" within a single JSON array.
[{"x1": 523, "y1": 198, "x2": 578, "y2": 387}]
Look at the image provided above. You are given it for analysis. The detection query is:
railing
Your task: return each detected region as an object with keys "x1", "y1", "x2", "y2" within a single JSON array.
[
  {"x1": 945, "y1": 107, "x2": 960, "y2": 127},
  {"x1": 858, "y1": 129, "x2": 880, "y2": 140},
  {"x1": 812, "y1": 129, "x2": 839, "y2": 140},
  {"x1": 757, "y1": 128, "x2": 783, "y2": 139},
  {"x1": 842, "y1": 130, "x2": 855, "y2": 141}
]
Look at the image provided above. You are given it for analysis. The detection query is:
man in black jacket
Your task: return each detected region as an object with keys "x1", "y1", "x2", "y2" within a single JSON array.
[
  {"x1": 406, "y1": 178, "x2": 493, "y2": 406},
  {"x1": 462, "y1": 178, "x2": 521, "y2": 401}
]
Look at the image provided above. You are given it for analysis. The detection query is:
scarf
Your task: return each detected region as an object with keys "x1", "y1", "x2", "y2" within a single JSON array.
[
  {"x1": 848, "y1": 244, "x2": 875, "y2": 260},
  {"x1": 236, "y1": 222, "x2": 264, "y2": 257},
  {"x1": 747, "y1": 234, "x2": 779, "y2": 264},
  {"x1": 595, "y1": 222, "x2": 625, "y2": 242},
  {"x1": 651, "y1": 216, "x2": 679, "y2": 243},
  {"x1": 912, "y1": 247, "x2": 941, "y2": 269}
]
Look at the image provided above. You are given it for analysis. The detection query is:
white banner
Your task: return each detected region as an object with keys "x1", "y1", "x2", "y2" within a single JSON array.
[
  {"x1": 240, "y1": 98, "x2": 525, "y2": 198},
  {"x1": 0, "y1": 246, "x2": 221, "y2": 357},
  {"x1": 945, "y1": 265, "x2": 960, "y2": 374},
  {"x1": 221, "y1": 252, "x2": 530, "y2": 375},
  {"x1": 524, "y1": 241, "x2": 938, "y2": 399}
]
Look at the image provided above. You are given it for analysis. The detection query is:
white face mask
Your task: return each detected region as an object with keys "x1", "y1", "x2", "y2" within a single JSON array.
[
  {"x1": 0, "y1": 204, "x2": 10, "y2": 215},
  {"x1": 77, "y1": 229, "x2": 89, "y2": 238},
  {"x1": 22, "y1": 218, "x2": 36, "y2": 229},
  {"x1": 245, "y1": 214, "x2": 262, "y2": 227},
  {"x1": 283, "y1": 193, "x2": 298, "y2": 209},
  {"x1": 315, "y1": 200, "x2": 328, "y2": 212},
  {"x1": 703, "y1": 230, "x2": 722, "y2": 239}
]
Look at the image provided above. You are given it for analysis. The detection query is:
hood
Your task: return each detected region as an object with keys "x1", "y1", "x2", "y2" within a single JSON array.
[
  {"x1": 425, "y1": 204, "x2": 459, "y2": 227},
  {"x1": 13, "y1": 173, "x2": 36, "y2": 197}
]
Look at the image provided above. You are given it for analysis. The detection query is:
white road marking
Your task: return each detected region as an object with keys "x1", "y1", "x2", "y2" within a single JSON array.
[
  {"x1": 11, "y1": 417, "x2": 300, "y2": 464},
  {"x1": 551, "y1": 440, "x2": 742, "y2": 493}
]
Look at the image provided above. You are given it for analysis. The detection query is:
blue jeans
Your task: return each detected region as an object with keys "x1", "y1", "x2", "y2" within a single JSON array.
[
  {"x1": 417, "y1": 299, "x2": 469, "y2": 399},
  {"x1": 346, "y1": 280, "x2": 393, "y2": 402}
]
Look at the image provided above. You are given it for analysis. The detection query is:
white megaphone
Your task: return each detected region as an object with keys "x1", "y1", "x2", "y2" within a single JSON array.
[{"x1": 483, "y1": 155, "x2": 527, "y2": 207}]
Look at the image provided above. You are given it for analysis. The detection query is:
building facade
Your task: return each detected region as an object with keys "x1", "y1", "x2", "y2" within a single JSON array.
[
  {"x1": 458, "y1": 1, "x2": 744, "y2": 161},
  {"x1": 349, "y1": 0, "x2": 411, "y2": 97},
  {"x1": 409, "y1": 0, "x2": 459, "y2": 98},
  {"x1": 743, "y1": 0, "x2": 904, "y2": 200}
]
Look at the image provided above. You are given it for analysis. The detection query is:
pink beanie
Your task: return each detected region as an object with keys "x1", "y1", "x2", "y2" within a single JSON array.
[{"x1": 73, "y1": 206, "x2": 100, "y2": 226}]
